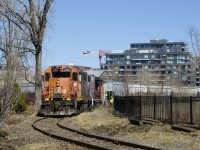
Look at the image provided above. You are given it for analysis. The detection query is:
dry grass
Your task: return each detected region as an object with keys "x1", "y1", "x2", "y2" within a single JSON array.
[
  {"x1": 15, "y1": 143, "x2": 86, "y2": 150},
  {"x1": 0, "y1": 129, "x2": 8, "y2": 137},
  {"x1": 5, "y1": 116, "x2": 22, "y2": 125},
  {"x1": 0, "y1": 106, "x2": 87, "y2": 150},
  {"x1": 66, "y1": 106, "x2": 200, "y2": 149},
  {"x1": 68, "y1": 107, "x2": 130, "y2": 131},
  {"x1": 23, "y1": 105, "x2": 36, "y2": 117},
  {"x1": 1, "y1": 106, "x2": 35, "y2": 126},
  {"x1": 0, "y1": 141, "x2": 15, "y2": 150}
]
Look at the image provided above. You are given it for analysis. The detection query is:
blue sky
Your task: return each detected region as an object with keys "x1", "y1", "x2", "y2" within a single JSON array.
[{"x1": 43, "y1": 0, "x2": 200, "y2": 69}]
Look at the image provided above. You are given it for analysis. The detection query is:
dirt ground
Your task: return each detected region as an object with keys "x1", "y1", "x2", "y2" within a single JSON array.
[
  {"x1": 0, "y1": 107, "x2": 85, "y2": 150},
  {"x1": 0, "y1": 106, "x2": 200, "y2": 150}
]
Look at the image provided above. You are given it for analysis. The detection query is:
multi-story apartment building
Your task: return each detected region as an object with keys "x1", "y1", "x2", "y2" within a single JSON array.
[{"x1": 101, "y1": 39, "x2": 196, "y2": 86}]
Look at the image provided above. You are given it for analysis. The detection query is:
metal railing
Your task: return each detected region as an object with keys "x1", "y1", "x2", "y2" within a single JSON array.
[{"x1": 114, "y1": 95, "x2": 200, "y2": 124}]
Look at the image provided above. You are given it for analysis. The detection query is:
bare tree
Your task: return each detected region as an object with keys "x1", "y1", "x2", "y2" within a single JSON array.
[
  {"x1": 0, "y1": 0, "x2": 53, "y2": 111},
  {"x1": 136, "y1": 67, "x2": 159, "y2": 94},
  {"x1": 122, "y1": 72, "x2": 132, "y2": 95},
  {"x1": 101, "y1": 66, "x2": 120, "y2": 81},
  {"x1": 0, "y1": 15, "x2": 24, "y2": 122},
  {"x1": 187, "y1": 26, "x2": 200, "y2": 85}
]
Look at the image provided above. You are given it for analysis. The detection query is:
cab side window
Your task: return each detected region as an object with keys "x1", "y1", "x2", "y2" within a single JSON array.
[
  {"x1": 45, "y1": 73, "x2": 51, "y2": 81},
  {"x1": 72, "y1": 72, "x2": 78, "y2": 81}
]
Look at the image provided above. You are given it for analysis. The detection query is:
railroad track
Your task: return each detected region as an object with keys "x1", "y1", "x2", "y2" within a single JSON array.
[{"x1": 32, "y1": 117, "x2": 161, "y2": 150}]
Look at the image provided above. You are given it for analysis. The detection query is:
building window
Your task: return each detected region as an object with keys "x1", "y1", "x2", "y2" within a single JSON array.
[
  {"x1": 132, "y1": 71, "x2": 136, "y2": 75},
  {"x1": 166, "y1": 65, "x2": 172, "y2": 69},
  {"x1": 174, "y1": 75, "x2": 178, "y2": 79},
  {"x1": 174, "y1": 65, "x2": 177, "y2": 69},
  {"x1": 167, "y1": 60, "x2": 173, "y2": 64},
  {"x1": 167, "y1": 70, "x2": 172, "y2": 74},
  {"x1": 161, "y1": 61, "x2": 165, "y2": 64},
  {"x1": 167, "y1": 54, "x2": 174, "y2": 59},
  {"x1": 144, "y1": 55, "x2": 148, "y2": 59}
]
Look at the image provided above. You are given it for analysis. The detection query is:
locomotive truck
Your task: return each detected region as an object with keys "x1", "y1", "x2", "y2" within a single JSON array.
[{"x1": 38, "y1": 65, "x2": 102, "y2": 116}]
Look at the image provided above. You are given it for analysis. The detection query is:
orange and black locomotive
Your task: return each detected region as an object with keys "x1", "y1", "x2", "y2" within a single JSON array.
[{"x1": 39, "y1": 65, "x2": 102, "y2": 116}]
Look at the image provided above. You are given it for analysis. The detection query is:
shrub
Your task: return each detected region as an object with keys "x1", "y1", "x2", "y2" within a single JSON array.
[{"x1": 14, "y1": 84, "x2": 27, "y2": 113}]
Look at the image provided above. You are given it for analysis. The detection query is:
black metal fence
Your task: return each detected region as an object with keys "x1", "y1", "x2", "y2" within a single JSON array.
[{"x1": 114, "y1": 95, "x2": 200, "y2": 124}]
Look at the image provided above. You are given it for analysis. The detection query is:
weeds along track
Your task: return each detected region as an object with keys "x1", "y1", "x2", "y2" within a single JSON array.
[{"x1": 32, "y1": 117, "x2": 161, "y2": 150}]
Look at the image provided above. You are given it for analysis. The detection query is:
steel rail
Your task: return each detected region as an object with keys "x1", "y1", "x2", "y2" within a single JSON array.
[
  {"x1": 32, "y1": 117, "x2": 113, "y2": 150},
  {"x1": 57, "y1": 119, "x2": 161, "y2": 150}
]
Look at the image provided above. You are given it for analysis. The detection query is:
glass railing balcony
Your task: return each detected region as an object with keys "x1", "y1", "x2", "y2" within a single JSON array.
[
  {"x1": 160, "y1": 68, "x2": 166, "y2": 70},
  {"x1": 167, "y1": 57, "x2": 175, "y2": 59},
  {"x1": 131, "y1": 58, "x2": 150, "y2": 60},
  {"x1": 154, "y1": 58, "x2": 162, "y2": 60}
]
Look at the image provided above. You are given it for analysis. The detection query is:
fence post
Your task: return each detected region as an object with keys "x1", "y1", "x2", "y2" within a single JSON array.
[
  {"x1": 113, "y1": 96, "x2": 117, "y2": 110},
  {"x1": 154, "y1": 95, "x2": 156, "y2": 120},
  {"x1": 139, "y1": 95, "x2": 142, "y2": 120},
  {"x1": 170, "y1": 93, "x2": 173, "y2": 124},
  {"x1": 190, "y1": 96, "x2": 193, "y2": 124}
]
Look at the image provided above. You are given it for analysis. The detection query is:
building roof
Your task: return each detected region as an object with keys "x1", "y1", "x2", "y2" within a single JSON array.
[{"x1": 85, "y1": 70, "x2": 104, "y2": 78}]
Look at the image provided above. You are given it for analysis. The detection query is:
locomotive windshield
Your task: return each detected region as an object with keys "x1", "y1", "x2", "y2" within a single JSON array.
[
  {"x1": 51, "y1": 67, "x2": 70, "y2": 78},
  {"x1": 45, "y1": 73, "x2": 51, "y2": 81},
  {"x1": 61, "y1": 72, "x2": 70, "y2": 77},
  {"x1": 52, "y1": 71, "x2": 70, "y2": 78}
]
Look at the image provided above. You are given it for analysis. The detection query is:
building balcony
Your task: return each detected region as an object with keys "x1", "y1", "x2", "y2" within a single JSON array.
[
  {"x1": 131, "y1": 58, "x2": 150, "y2": 60},
  {"x1": 160, "y1": 68, "x2": 166, "y2": 70}
]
